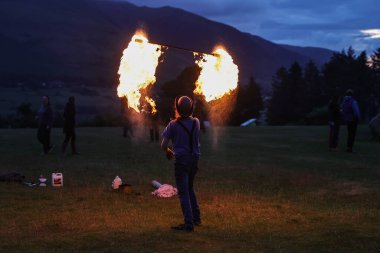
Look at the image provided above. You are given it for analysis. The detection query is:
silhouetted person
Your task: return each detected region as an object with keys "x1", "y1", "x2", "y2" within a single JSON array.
[
  {"x1": 62, "y1": 96, "x2": 79, "y2": 155},
  {"x1": 368, "y1": 93, "x2": 379, "y2": 121},
  {"x1": 161, "y1": 96, "x2": 201, "y2": 232},
  {"x1": 149, "y1": 112, "x2": 160, "y2": 142},
  {"x1": 144, "y1": 102, "x2": 159, "y2": 142},
  {"x1": 193, "y1": 98, "x2": 207, "y2": 133},
  {"x1": 121, "y1": 97, "x2": 133, "y2": 138},
  {"x1": 341, "y1": 89, "x2": 361, "y2": 153},
  {"x1": 328, "y1": 95, "x2": 341, "y2": 150},
  {"x1": 36, "y1": 95, "x2": 54, "y2": 155}
]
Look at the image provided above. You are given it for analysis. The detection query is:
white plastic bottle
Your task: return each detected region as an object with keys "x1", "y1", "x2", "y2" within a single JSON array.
[
  {"x1": 52, "y1": 173, "x2": 63, "y2": 187},
  {"x1": 112, "y1": 176, "x2": 122, "y2": 189},
  {"x1": 39, "y1": 175, "x2": 47, "y2": 187}
]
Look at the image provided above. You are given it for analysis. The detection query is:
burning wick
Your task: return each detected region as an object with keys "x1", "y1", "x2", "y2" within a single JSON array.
[
  {"x1": 117, "y1": 33, "x2": 163, "y2": 113},
  {"x1": 194, "y1": 47, "x2": 239, "y2": 102}
]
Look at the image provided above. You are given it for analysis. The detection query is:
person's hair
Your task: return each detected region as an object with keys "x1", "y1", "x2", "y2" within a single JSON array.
[
  {"x1": 43, "y1": 95, "x2": 50, "y2": 106},
  {"x1": 68, "y1": 96, "x2": 75, "y2": 104},
  {"x1": 329, "y1": 95, "x2": 339, "y2": 105},
  {"x1": 345, "y1": 89, "x2": 354, "y2": 96},
  {"x1": 174, "y1": 96, "x2": 193, "y2": 119}
]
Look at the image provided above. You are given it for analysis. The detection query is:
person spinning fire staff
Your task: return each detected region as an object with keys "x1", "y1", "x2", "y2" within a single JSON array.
[
  {"x1": 161, "y1": 96, "x2": 201, "y2": 232},
  {"x1": 61, "y1": 96, "x2": 79, "y2": 155},
  {"x1": 36, "y1": 95, "x2": 54, "y2": 155}
]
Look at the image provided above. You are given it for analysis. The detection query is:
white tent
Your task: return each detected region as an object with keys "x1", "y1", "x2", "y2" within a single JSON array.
[{"x1": 240, "y1": 118, "x2": 256, "y2": 127}]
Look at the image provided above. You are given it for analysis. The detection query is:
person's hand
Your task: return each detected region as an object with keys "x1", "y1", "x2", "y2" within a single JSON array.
[{"x1": 166, "y1": 148, "x2": 174, "y2": 160}]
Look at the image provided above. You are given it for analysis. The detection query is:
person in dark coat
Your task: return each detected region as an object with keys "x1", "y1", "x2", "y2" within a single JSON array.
[
  {"x1": 328, "y1": 95, "x2": 341, "y2": 151},
  {"x1": 149, "y1": 111, "x2": 160, "y2": 142},
  {"x1": 368, "y1": 93, "x2": 379, "y2": 121},
  {"x1": 61, "y1": 96, "x2": 79, "y2": 155},
  {"x1": 341, "y1": 89, "x2": 361, "y2": 153},
  {"x1": 121, "y1": 97, "x2": 134, "y2": 138},
  {"x1": 36, "y1": 95, "x2": 54, "y2": 155}
]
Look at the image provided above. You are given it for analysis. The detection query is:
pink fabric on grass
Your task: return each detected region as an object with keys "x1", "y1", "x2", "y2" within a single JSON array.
[{"x1": 151, "y1": 184, "x2": 177, "y2": 198}]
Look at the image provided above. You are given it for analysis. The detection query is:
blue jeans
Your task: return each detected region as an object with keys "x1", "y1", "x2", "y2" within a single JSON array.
[{"x1": 174, "y1": 155, "x2": 201, "y2": 226}]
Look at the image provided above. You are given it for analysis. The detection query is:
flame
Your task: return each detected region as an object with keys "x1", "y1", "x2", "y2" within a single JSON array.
[
  {"x1": 194, "y1": 47, "x2": 239, "y2": 102},
  {"x1": 117, "y1": 33, "x2": 163, "y2": 113},
  {"x1": 145, "y1": 96, "x2": 157, "y2": 114}
]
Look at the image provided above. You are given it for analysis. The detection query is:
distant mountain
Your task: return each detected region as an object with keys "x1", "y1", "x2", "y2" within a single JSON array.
[
  {"x1": 0, "y1": 0, "x2": 334, "y2": 92},
  {"x1": 279, "y1": 44, "x2": 335, "y2": 66}
]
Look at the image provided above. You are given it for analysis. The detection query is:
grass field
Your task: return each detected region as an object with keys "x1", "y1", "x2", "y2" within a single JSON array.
[{"x1": 0, "y1": 126, "x2": 379, "y2": 252}]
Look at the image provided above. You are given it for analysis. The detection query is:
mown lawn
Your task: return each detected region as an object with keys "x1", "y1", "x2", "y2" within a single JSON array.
[{"x1": 0, "y1": 126, "x2": 379, "y2": 252}]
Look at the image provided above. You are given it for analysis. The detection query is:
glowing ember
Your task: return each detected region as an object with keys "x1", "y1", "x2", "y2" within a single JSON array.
[
  {"x1": 194, "y1": 47, "x2": 239, "y2": 102},
  {"x1": 117, "y1": 33, "x2": 163, "y2": 113}
]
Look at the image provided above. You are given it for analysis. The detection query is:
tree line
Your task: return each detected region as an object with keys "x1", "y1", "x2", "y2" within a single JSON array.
[
  {"x1": 267, "y1": 47, "x2": 380, "y2": 125},
  {"x1": 1, "y1": 47, "x2": 379, "y2": 128}
]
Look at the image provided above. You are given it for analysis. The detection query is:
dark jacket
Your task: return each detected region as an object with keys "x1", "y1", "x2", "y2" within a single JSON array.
[
  {"x1": 63, "y1": 102, "x2": 75, "y2": 131},
  {"x1": 37, "y1": 105, "x2": 53, "y2": 128},
  {"x1": 341, "y1": 96, "x2": 361, "y2": 122},
  {"x1": 328, "y1": 102, "x2": 341, "y2": 124}
]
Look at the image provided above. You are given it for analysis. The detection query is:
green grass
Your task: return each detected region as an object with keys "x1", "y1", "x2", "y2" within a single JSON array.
[{"x1": 0, "y1": 126, "x2": 379, "y2": 252}]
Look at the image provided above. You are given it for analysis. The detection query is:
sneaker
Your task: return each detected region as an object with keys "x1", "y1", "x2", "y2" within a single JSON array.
[
  {"x1": 193, "y1": 220, "x2": 202, "y2": 226},
  {"x1": 171, "y1": 224, "x2": 194, "y2": 232},
  {"x1": 48, "y1": 145, "x2": 55, "y2": 154}
]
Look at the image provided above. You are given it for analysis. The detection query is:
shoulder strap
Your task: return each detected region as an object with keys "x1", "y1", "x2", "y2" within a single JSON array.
[{"x1": 176, "y1": 119, "x2": 196, "y2": 154}]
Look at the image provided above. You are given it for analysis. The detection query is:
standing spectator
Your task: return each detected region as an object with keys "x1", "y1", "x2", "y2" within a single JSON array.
[
  {"x1": 368, "y1": 93, "x2": 379, "y2": 121},
  {"x1": 121, "y1": 97, "x2": 133, "y2": 138},
  {"x1": 328, "y1": 95, "x2": 341, "y2": 151},
  {"x1": 341, "y1": 89, "x2": 361, "y2": 153},
  {"x1": 149, "y1": 112, "x2": 160, "y2": 142},
  {"x1": 36, "y1": 95, "x2": 54, "y2": 155},
  {"x1": 144, "y1": 101, "x2": 159, "y2": 142},
  {"x1": 62, "y1": 96, "x2": 79, "y2": 155}
]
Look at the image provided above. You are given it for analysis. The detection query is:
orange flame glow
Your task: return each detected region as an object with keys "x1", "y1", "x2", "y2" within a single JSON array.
[
  {"x1": 117, "y1": 33, "x2": 163, "y2": 113},
  {"x1": 194, "y1": 47, "x2": 239, "y2": 102},
  {"x1": 145, "y1": 96, "x2": 157, "y2": 114}
]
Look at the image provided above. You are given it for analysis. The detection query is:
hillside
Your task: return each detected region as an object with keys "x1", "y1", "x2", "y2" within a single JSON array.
[{"x1": 0, "y1": 0, "x2": 334, "y2": 91}]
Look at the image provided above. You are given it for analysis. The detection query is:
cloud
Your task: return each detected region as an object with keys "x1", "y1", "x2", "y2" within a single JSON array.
[{"x1": 361, "y1": 29, "x2": 380, "y2": 39}]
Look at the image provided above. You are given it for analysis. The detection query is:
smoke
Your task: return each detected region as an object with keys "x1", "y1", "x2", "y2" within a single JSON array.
[{"x1": 206, "y1": 90, "x2": 237, "y2": 147}]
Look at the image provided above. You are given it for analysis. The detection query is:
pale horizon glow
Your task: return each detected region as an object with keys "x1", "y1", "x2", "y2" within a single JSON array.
[{"x1": 361, "y1": 29, "x2": 380, "y2": 39}]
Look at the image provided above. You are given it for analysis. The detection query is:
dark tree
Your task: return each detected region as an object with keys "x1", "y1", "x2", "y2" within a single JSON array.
[
  {"x1": 267, "y1": 67, "x2": 289, "y2": 125},
  {"x1": 370, "y1": 48, "x2": 380, "y2": 96},
  {"x1": 159, "y1": 65, "x2": 201, "y2": 122},
  {"x1": 231, "y1": 77, "x2": 263, "y2": 125},
  {"x1": 323, "y1": 47, "x2": 375, "y2": 118},
  {"x1": 303, "y1": 61, "x2": 324, "y2": 108},
  {"x1": 14, "y1": 103, "x2": 37, "y2": 128}
]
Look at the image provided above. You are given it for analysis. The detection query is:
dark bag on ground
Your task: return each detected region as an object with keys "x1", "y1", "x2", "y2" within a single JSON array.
[{"x1": 0, "y1": 172, "x2": 25, "y2": 183}]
